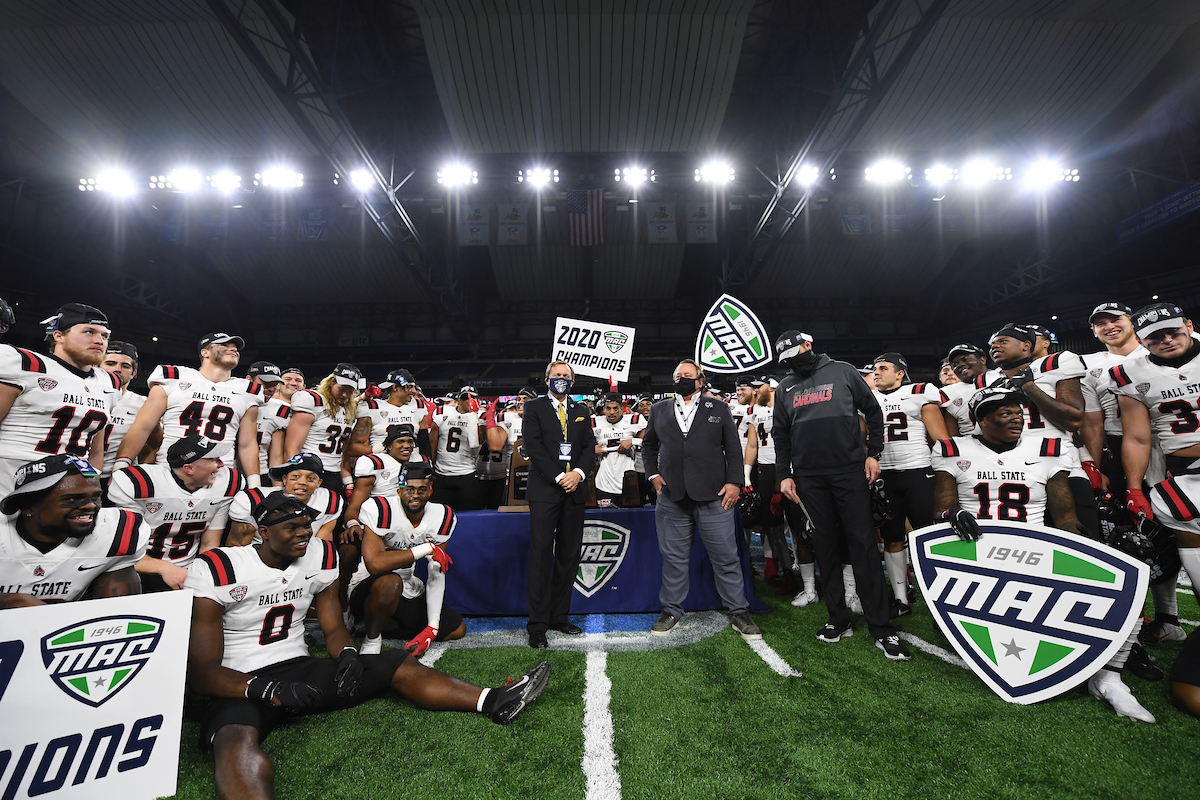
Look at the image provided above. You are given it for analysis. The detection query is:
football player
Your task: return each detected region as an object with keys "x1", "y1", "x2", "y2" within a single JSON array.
[
  {"x1": 246, "y1": 361, "x2": 288, "y2": 486},
  {"x1": 632, "y1": 394, "x2": 654, "y2": 505},
  {"x1": 226, "y1": 454, "x2": 343, "y2": 547},
  {"x1": 0, "y1": 454, "x2": 149, "y2": 607},
  {"x1": 107, "y1": 435, "x2": 243, "y2": 592},
  {"x1": 116, "y1": 332, "x2": 263, "y2": 486},
  {"x1": 344, "y1": 367, "x2": 432, "y2": 469},
  {"x1": 938, "y1": 360, "x2": 960, "y2": 386},
  {"x1": 729, "y1": 377, "x2": 756, "y2": 445},
  {"x1": 430, "y1": 385, "x2": 485, "y2": 511},
  {"x1": 591, "y1": 393, "x2": 646, "y2": 507},
  {"x1": 277, "y1": 367, "x2": 305, "y2": 401},
  {"x1": 185, "y1": 492, "x2": 551, "y2": 800},
  {"x1": 1080, "y1": 303, "x2": 1145, "y2": 507},
  {"x1": 744, "y1": 377, "x2": 797, "y2": 590},
  {"x1": 478, "y1": 398, "x2": 519, "y2": 509},
  {"x1": 933, "y1": 388, "x2": 1154, "y2": 723},
  {"x1": 0, "y1": 303, "x2": 122, "y2": 495},
  {"x1": 1111, "y1": 301, "x2": 1200, "y2": 644},
  {"x1": 285, "y1": 363, "x2": 363, "y2": 491},
  {"x1": 942, "y1": 343, "x2": 987, "y2": 435},
  {"x1": 351, "y1": 462, "x2": 466, "y2": 656},
  {"x1": 0, "y1": 295, "x2": 13, "y2": 338},
  {"x1": 100, "y1": 340, "x2": 161, "y2": 486},
  {"x1": 345, "y1": 424, "x2": 423, "y2": 529},
  {"x1": 873, "y1": 352, "x2": 948, "y2": 616}
]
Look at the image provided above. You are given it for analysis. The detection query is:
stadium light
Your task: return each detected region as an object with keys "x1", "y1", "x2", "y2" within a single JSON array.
[
  {"x1": 349, "y1": 169, "x2": 373, "y2": 191},
  {"x1": 797, "y1": 165, "x2": 819, "y2": 187},
  {"x1": 864, "y1": 161, "x2": 910, "y2": 184},
  {"x1": 1025, "y1": 160, "x2": 1078, "y2": 188},
  {"x1": 157, "y1": 168, "x2": 203, "y2": 192},
  {"x1": 258, "y1": 166, "x2": 303, "y2": 189},
  {"x1": 209, "y1": 171, "x2": 242, "y2": 195},
  {"x1": 519, "y1": 168, "x2": 558, "y2": 186},
  {"x1": 961, "y1": 160, "x2": 1010, "y2": 185},
  {"x1": 438, "y1": 164, "x2": 477, "y2": 186},
  {"x1": 84, "y1": 169, "x2": 137, "y2": 196},
  {"x1": 924, "y1": 164, "x2": 955, "y2": 185},
  {"x1": 616, "y1": 167, "x2": 648, "y2": 184},
  {"x1": 695, "y1": 162, "x2": 734, "y2": 183}
]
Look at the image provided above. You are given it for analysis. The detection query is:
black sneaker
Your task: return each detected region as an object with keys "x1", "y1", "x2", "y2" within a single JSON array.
[
  {"x1": 875, "y1": 634, "x2": 912, "y2": 662},
  {"x1": 816, "y1": 622, "x2": 853, "y2": 643},
  {"x1": 1139, "y1": 618, "x2": 1186, "y2": 645},
  {"x1": 730, "y1": 612, "x2": 762, "y2": 640},
  {"x1": 889, "y1": 598, "x2": 912, "y2": 619},
  {"x1": 651, "y1": 612, "x2": 679, "y2": 636},
  {"x1": 489, "y1": 661, "x2": 552, "y2": 725},
  {"x1": 1125, "y1": 643, "x2": 1164, "y2": 682}
]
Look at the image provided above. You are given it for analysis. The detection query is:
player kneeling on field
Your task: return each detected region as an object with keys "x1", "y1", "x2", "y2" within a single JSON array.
[
  {"x1": 185, "y1": 492, "x2": 550, "y2": 800},
  {"x1": 351, "y1": 462, "x2": 465, "y2": 656},
  {"x1": 933, "y1": 388, "x2": 1155, "y2": 723}
]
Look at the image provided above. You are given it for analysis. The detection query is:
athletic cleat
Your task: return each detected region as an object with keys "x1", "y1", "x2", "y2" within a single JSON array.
[
  {"x1": 816, "y1": 622, "x2": 853, "y2": 643},
  {"x1": 888, "y1": 598, "x2": 912, "y2": 619},
  {"x1": 1125, "y1": 644, "x2": 1164, "y2": 682},
  {"x1": 360, "y1": 635, "x2": 382, "y2": 655},
  {"x1": 791, "y1": 589, "x2": 819, "y2": 607},
  {"x1": 1139, "y1": 619, "x2": 1186, "y2": 644},
  {"x1": 651, "y1": 612, "x2": 679, "y2": 636},
  {"x1": 875, "y1": 634, "x2": 912, "y2": 662},
  {"x1": 730, "y1": 612, "x2": 762, "y2": 640},
  {"x1": 1088, "y1": 670, "x2": 1155, "y2": 723},
  {"x1": 845, "y1": 594, "x2": 864, "y2": 615},
  {"x1": 490, "y1": 661, "x2": 552, "y2": 725}
]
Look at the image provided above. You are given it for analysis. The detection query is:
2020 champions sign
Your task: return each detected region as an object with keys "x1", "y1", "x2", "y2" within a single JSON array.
[
  {"x1": 0, "y1": 591, "x2": 191, "y2": 799},
  {"x1": 551, "y1": 317, "x2": 636, "y2": 383}
]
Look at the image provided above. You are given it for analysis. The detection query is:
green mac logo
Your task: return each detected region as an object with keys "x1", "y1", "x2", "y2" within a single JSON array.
[{"x1": 41, "y1": 615, "x2": 165, "y2": 707}]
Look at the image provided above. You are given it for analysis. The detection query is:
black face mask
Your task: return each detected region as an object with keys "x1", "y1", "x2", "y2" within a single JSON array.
[
  {"x1": 785, "y1": 349, "x2": 819, "y2": 374},
  {"x1": 673, "y1": 376, "x2": 698, "y2": 397}
]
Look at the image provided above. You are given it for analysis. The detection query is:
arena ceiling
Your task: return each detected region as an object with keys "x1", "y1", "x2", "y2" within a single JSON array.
[{"x1": 1, "y1": 0, "x2": 1199, "y2": 371}]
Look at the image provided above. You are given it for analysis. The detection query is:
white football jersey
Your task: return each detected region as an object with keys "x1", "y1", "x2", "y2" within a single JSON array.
[
  {"x1": 432, "y1": 409, "x2": 481, "y2": 477},
  {"x1": 255, "y1": 398, "x2": 291, "y2": 475},
  {"x1": 748, "y1": 405, "x2": 776, "y2": 466},
  {"x1": 1110, "y1": 348, "x2": 1200, "y2": 454},
  {"x1": 874, "y1": 383, "x2": 942, "y2": 470},
  {"x1": 932, "y1": 435, "x2": 1073, "y2": 526},
  {"x1": 939, "y1": 381, "x2": 976, "y2": 436},
  {"x1": 1150, "y1": 473, "x2": 1200, "y2": 535},
  {"x1": 107, "y1": 464, "x2": 243, "y2": 566},
  {"x1": 1081, "y1": 347, "x2": 1146, "y2": 437},
  {"x1": 728, "y1": 400, "x2": 755, "y2": 452},
  {"x1": 185, "y1": 540, "x2": 339, "y2": 673},
  {"x1": 229, "y1": 486, "x2": 344, "y2": 536},
  {"x1": 593, "y1": 414, "x2": 647, "y2": 494},
  {"x1": 148, "y1": 365, "x2": 264, "y2": 461},
  {"x1": 0, "y1": 508, "x2": 149, "y2": 601},
  {"x1": 359, "y1": 398, "x2": 411, "y2": 450},
  {"x1": 0, "y1": 345, "x2": 122, "y2": 466},
  {"x1": 350, "y1": 497, "x2": 456, "y2": 599},
  {"x1": 288, "y1": 389, "x2": 355, "y2": 472},
  {"x1": 102, "y1": 390, "x2": 147, "y2": 477},
  {"x1": 476, "y1": 418, "x2": 517, "y2": 480},
  {"x1": 352, "y1": 452, "x2": 426, "y2": 496}
]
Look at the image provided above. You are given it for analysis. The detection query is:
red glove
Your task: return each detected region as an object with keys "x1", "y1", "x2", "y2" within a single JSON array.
[
  {"x1": 1126, "y1": 488, "x2": 1153, "y2": 520},
  {"x1": 404, "y1": 625, "x2": 438, "y2": 657},
  {"x1": 769, "y1": 493, "x2": 784, "y2": 518},
  {"x1": 485, "y1": 400, "x2": 498, "y2": 429},
  {"x1": 1081, "y1": 460, "x2": 1103, "y2": 491},
  {"x1": 742, "y1": 484, "x2": 754, "y2": 494},
  {"x1": 429, "y1": 543, "x2": 453, "y2": 574}
]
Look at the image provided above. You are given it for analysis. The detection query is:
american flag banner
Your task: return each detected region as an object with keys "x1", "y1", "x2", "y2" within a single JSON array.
[{"x1": 567, "y1": 188, "x2": 605, "y2": 245}]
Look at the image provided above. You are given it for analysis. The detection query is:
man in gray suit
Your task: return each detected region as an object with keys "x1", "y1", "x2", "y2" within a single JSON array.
[{"x1": 642, "y1": 359, "x2": 761, "y2": 640}]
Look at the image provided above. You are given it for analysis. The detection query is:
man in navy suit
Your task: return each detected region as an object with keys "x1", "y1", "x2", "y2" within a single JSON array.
[
  {"x1": 642, "y1": 359, "x2": 761, "y2": 640},
  {"x1": 521, "y1": 361, "x2": 598, "y2": 648}
]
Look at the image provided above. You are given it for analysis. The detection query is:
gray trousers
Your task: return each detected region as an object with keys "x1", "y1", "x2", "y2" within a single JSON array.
[{"x1": 655, "y1": 493, "x2": 748, "y2": 617}]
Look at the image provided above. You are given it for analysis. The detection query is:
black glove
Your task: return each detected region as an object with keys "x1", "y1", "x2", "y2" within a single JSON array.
[
  {"x1": 942, "y1": 508, "x2": 981, "y2": 541},
  {"x1": 870, "y1": 479, "x2": 893, "y2": 525},
  {"x1": 246, "y1": 676, "x2": 323, "y2": 711},
  {"x1": 1008, "y1": 367, "x2": 1036, "y2": 390},
  {"x1": 334, "y1": 647, "x2": 363, "y2": 698}
]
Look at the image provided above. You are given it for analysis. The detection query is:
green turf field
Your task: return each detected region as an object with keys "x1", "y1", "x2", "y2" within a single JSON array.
[{"x1": 170, "y1": 578, "x2": 1200, "y2": 800}]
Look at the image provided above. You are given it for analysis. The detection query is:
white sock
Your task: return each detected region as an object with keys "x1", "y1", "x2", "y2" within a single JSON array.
[
  {"x1": 476, "y1": 688, "x2": 490, "y2": 713},
  {"x1": 876, "y1": 542, "x2": 885, "y2": 555},
  {"x1": 762, "y1": 535, "x2": 773, "y2": 559},
  {"x1": 1179, "y1": 548, "x2": 1200, "y2": 596},
  {"x1": 799, "y1": 562, "x2": 816, "y2": 593},
  {"x1": 1151, "y1": 577, "x2": 1179, "y2": 617},
  {"x1": 1106, "y1": 624, "x2": 1138, "y2": 669},
  {"x1": 884, "y1": 551, "x2": 908, "y2": 603},
  {"x1": 842, "y1": 564, "x2": 856, "y2": 597}
]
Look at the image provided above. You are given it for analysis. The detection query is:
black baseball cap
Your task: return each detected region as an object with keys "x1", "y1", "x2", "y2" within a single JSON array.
[
  {"x1": 378, "y1": 368, "x2": 415, "y2": 390},
  {"x1": 775, "y1": 329, "x2": 813, "y2": 361},
  {"x1": 458, "y1": 384, "x2": 478, "y2": 399},
  {"x1": 602, "y1": 393, "x2": 622, "y2": 405},
  {"x1": 968, "y1": 387, "x2": 1024, "y2": 424},
  {"x1": 874, "y1": 352, "x2": 908, "y2": 371},
  {"x1": 1089, "y1": 302, "x2": 1133, "y2": 324},
  {"x1": 167, "y1": 435, "x2": 220, "y2": 468},
  {"x1": 383, "y1": 424, "x2": 417, "y2": 448},
  {"x1": 947, "y1": 343, "x2": 985, "y2": 360},
  {"x1": 106, "y1": 341, "x2": 139, "y2": 361},
  {"x1": 281, "y1": 367, "x2": 305, "y2": 380},
  {"x1": 247, "y1": 361, "x2": 282, "y2": 382},
  {"x1": 199, "y1": 332, "x2": 245, "y2": 351},
  {"x1": 1, "y1": 455, "x2": 101, "y2": 514},
  {"x1": 1024, "y1": 323, "x2": 1058, "y2": 344},
  {"x1": 518, "y1": 387, "x2": 538, "y2": 399},
  {"x1": 735, "y1": 375, "x2": 754, "y2": 388},
  {"x1": 637, "y1": 394, "x2": 653, "y2": 405},
  {"x1": 858, "y1": 364, "x2": 875, "y2": 375},
  {"x1": 989, "y1": 323, "x2": 1037, "y2": 346},
  {"x1": 749, "y1": 376, "x2": 766, "y2": 387},
  {"x1": 1131, "y1": 302, "x2": 1187, "y2": 337},
  {"x1": 252, "y1": 492, "x2": 319, "y2": 526},
  {"x1": 401, "y1": 461, "x2": 434, "y2": 483},
  {"x1": 332, "y1": 362, "x2": 365, "y2": 389},
  {"x1": 269, "y1": 453, "x2": 325, "y2": 480},
  {"x1": 42, "y1": 303, "x2": 108, "y2": 335}
]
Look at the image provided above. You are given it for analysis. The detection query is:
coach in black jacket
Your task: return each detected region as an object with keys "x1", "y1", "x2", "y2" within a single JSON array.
[
  {"x1": 773, "y1": 330, "x2": 910, "y2": 662},
  {"x1": 642, "y1": 359, "x2": 760, "y2": 639},
  {"x1": 522, "y1": 361, "x2": 597, "y2": 648}
]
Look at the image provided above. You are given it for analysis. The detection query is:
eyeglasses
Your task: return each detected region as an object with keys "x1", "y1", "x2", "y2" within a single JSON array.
[{"x1": 399, "y1": 485, "x2": 431, "y2": 495}]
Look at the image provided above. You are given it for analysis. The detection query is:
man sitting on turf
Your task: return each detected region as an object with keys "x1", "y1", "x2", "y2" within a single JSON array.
[
  {"x1": 185, "y1": 492, "x2": 551, "y2": 800},
  {"x1": 351, "y1": 462, "x2": 466, "y2": 656}
]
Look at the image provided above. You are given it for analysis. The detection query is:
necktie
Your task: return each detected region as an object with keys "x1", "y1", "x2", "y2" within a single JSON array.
[{"x1": 557, "y1": 402, "x2": 570, "y2": 470}]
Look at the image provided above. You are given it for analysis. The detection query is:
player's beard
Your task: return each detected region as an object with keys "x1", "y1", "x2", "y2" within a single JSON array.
[
  {"x1": 46, "y1": 515, "x2": 97, "y2": 540},
  {"x1": 61, "y1": 339, "x2": 105, "y2": 368}
]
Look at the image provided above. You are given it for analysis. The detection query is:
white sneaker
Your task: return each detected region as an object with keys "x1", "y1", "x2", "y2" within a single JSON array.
[
  {"x1": 360, "y1": 635, "x2": 383, "y2": 655},
  {"x1": 791, "y1": 590, "x2": 818, "y2": 607},
  {"x1": 1088, "y1": 670, "x2": 1155, "y2": 723},
  {"x1": 343, "y1": 610, "x2": 355, "y2": 631},
  {"x1": 846, "y1": 594, "x2": 863, "y2": 615}
]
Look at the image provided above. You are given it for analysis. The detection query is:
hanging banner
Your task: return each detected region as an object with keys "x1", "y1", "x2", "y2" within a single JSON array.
[
  {"x1": 551, "y1": 316, "x2": 636, "y2": 382},
  {"x1": 0, "y1": 591, "x2": 192, "y2": 799},
  {"x1": 458, "y1": 203, "x2": 489, "y2": 246},
  {"x1": 684, "y1": 204, "x2": 717, "y2": 243},
  {"x1": 841, "y1": 202, "x2": 871, "y2": 235},
  {"x1": 645, "y1": 203, "x2": 677, "y2": 244},
  {"x1": 497, "y1": 203, "x2": 528, "y2": 245},
  {"x1": 1117, "y1": 181, "x2": 1200, "y2": 244},
  {"x1": 695, "y1": 294, "x2": 773, "y2": 374},
  {"x1": 298, "y1": 208, "x2": 329, "y2": 241}
]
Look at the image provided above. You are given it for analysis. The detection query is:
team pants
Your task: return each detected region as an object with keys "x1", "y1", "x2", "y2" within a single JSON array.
[
  {"x1": 434, "y1": 473, "x2": 484, "y2": 511},
  {"x1": 878, "y1": 467, "x2": 936, "y2": 544},
  {"x1": 479, "y1": 477, "x2": 507, "y2": 509}
]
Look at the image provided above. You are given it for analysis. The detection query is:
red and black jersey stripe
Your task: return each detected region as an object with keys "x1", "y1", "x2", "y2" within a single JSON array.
[
  {"x1": 1109, "y1": 364, "x2": 1132, "y2": 388},
  {"x1": 939, "y1": 389, "x2": 949, "y2": 403},
  {"x1": 364, "y1": 398, "x2": 380, "y2": 409},
  {"x1": 939, "y1": 438, "x2": 960, "y2": 457},
  {"x1": 324, "y1": 491, "x2": 341, "y2": 516},
  {"x1": 15, "y1": 347, "x2": 46, "y2": 374},
  {"x1": 974, "y1": 374, "x2": 987, "y2": 389},
  {"x1": 912, "y1": 383, "x2": 928, "y2": 394},
  {"x1": 1154, "y1": 478, "x2": 1199, "y2": 522},
  {"x1": 372, "y1": 496, "x2": 392, "y2": 529},
  {"x1": 1039, "y1": 438, "x2": 1063, "y2": 457},
  {"x1": 301, "y1": 389, "x2": 324, "y2": 407},
  {"x1": 318, "y1": 538, "x2": 337, "y2": 571},
  {"x1": 123, "y1": 465, "x2": 155, "y2": 498},
  {"x1": 247, "y1": 382, "x2": 263, "y2": 397},
  {"x1": 1040, "y1": 353, "x2": 1062, "y2": 373},
  {"x1": 160, "y1": 365, "x2": 180, "y2": 380},
  {"x1": 106, "y1": 510, "x2": 141, "y2": 557},
  {"x1": 364, "y1": 454, "x2": 385, "y2": 471},
  {"x1": 224, "y1": 469, "x2": 243, "y2": 497},
  {"x1": 198, "y1": 549, "x2": 237, "y2": 586},
  {"x1": 105, "y1": 370, "x2": 122, "y2": 391},
  {"x1": 437, "y1": 506, "x2": 456, "y2": 541},
  {"x1": 244, "y1": 487, "x2": 266, "y2": 510},
  {"x1": 275, "y1": 404, "x2": 291, "y2": 419}
]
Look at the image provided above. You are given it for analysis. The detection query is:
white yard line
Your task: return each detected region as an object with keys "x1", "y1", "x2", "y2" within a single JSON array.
[
  {"x1": 1182, "y1": 618, "x2": 1199, "y2": 627},
  {"x1": 418, "y1": 642, "x2": 449, "y2": 667},
  {"x1": 898, "y1": 632, "x2": 968, "y2": 670},
  {"x1": 583, "y1": 651, "x2": 622, "y2": 800},
  {"x1": 746, "y1": 639, "x2": 803, "y2": 677}
]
